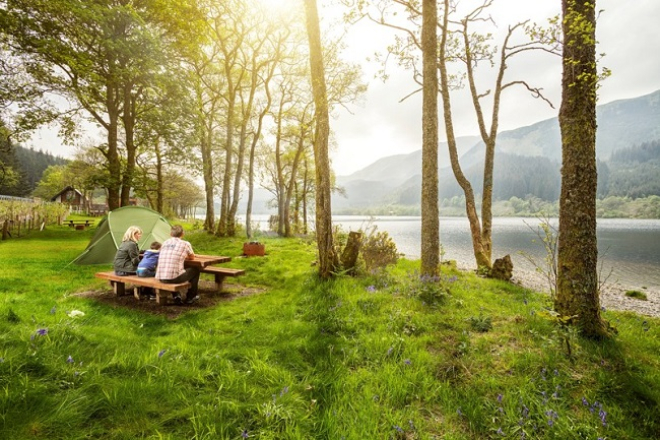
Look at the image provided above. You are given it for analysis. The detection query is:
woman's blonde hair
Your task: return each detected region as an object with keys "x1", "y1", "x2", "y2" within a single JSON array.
[{"x1": 122, "y1": 226, "x2": 142, "y2": 243}]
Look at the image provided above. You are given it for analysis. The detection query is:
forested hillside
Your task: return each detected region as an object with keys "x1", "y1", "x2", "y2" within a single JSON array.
[
  {"x1": 0, "y1": 144, "x2": 68, "y2": 197},
  {"x1": 333, "y1": 90, "x2": 660, "y2": 215},
  {"x1": 601, "y1": 140, "x2": 660, "y2": 198}
]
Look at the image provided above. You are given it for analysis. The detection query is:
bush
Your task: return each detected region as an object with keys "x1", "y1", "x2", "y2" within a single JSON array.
[{"x1": 360, "y1": 225, "x2": 399, "y2": 272}]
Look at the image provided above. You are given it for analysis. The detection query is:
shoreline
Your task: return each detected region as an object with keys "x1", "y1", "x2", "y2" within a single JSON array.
[{"x1": 456, "y1": 262, "x2": 660, "y2": 318}]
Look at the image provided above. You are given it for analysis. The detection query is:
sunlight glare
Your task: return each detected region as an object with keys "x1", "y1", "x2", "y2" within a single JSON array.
[{"x1": 254, "y1": 0, "x2": 297, "y2": 14}]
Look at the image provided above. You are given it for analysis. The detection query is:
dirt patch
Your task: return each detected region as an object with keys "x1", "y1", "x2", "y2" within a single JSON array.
[{"x1": 74, "y1": 280, "x2": 266, "y2": 320}]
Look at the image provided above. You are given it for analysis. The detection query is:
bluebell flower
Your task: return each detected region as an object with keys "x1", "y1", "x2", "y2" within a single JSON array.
[
  {"x1": 599, "y1": 408, "x2": 607, "y2": 426},
  {"x1": 158, "y1": 349, "x2": 167, "y2": 358},
  {"x1": 280, "y1": 386, "x2": 289, "y2": 396},
  {"x1": 67, "y1": 355, "x2": 74, "y2": 364},
  {"x1": 497, "y1": 393, "x2": 503, "y2": 403},
  {"x1": 387, "y1": 347, "x2": 394, "y2": 356},
  {"x1": 366, "y1": 285, "x2": 376, "y2": 292},
  {"x1": 393, "y1": 425, "x2": 404, "y2": 433},
  {"x1": 49, "y1": 306, "x2": 57, "y2": 314},
  {"x1": 496, "y1": 427, "x2": 504, "y2": 436},
  {"x1": 241, "y1": 429, "x2": 249, "y2": 438},
  {"x1": 403, "y1": 359, "x2": 411, "y2": 365},
  {"x1": 582, "y1": 396, "x2": 589, "y2": 406},
  {"x1": 37, "y1": 328, "x2": 48, "y2": 336}
]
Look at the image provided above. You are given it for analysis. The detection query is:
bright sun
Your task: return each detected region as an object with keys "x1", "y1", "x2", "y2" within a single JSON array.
[{"x1": 254, "y1": 0, "x2": 297, "y2": 13}]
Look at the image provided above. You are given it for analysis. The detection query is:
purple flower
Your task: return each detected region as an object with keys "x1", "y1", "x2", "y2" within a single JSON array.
[
  {"x1": 241, "y1": 429, "x2": 249, "y2": 438},
  {"x1": 582, "y1": 397, "x2": 589, "y2": 406},
  {"x1": 387, "y1": 347, "x2": 394, "y2": 356},
  {"x1": 497, "y1": 393, "x2": 503, "y2": 403},
  {"x1": 599, "y1": 408, "x2": 607, "y2": 426},
  {"x1": 280, "y1": 386, "x2": 289, "y2": 396},
  {"x1": 37, "y1": 328, "x2": 48, "y2": 336},
  {"x1": 403, "y1": 359, "x2": 412, "y2": 365},
  {"x1": 366, "y1": 285, "x2": 376, "y2": 292},
  {"x1": 496, "y1": 427, "x2": 504, "y2": 436},
  {"x1": 49, "y1": 306, "x2": 57, "y2": 314},
  {"x1": 393, "y1": 425, "x2": 404, "y2": 433},
  {"x1": 158, "y1": 349, "x2": 167, "y2": 358},
  {"x1": 66, "y1": 355, "x2": 74, "y2": 364}
]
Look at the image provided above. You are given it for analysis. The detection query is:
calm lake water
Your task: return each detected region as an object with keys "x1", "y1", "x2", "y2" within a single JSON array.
[{"x1": 243, "y1": 215, "x2": 660, "y2": 290}]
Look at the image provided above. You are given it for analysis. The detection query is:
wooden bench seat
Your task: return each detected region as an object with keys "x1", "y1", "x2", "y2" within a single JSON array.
[
  {"x1": 95, "y1": 271, "x2": 190, "y2": 305},
  {"x1": 200, "y1": 266, "x2": 245, "y2": 291}
]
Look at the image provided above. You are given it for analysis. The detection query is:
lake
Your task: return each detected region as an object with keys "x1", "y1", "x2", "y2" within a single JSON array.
[{"x1": 242, "y1": 215, "x2": 660, "y2": 290}]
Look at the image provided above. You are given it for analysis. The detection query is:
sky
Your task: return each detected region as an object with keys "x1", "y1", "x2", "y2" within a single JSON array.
[{"x1": 25, "y1": 0, "x2": 660, "y2": 177}]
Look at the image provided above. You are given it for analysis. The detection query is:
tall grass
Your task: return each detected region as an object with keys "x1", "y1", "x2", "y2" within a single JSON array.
[{"x1": 1, "y1": 224, "x2": 658, "y2": 439}]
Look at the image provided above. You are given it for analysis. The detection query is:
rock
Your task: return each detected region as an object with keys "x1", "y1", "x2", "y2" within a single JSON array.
[{"x1": 490, "y1": 255, "x2": 514, "y2": 281}]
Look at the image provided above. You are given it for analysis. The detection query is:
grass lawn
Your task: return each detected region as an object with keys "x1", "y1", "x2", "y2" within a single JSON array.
[{"x1": 1, "y1": 223, "x2": 659, "y2": 439}]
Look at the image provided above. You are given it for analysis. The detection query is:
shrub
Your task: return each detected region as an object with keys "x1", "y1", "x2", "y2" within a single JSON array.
[{"x1": 625, "y1": 290, "x2": 648, "y2": 300}]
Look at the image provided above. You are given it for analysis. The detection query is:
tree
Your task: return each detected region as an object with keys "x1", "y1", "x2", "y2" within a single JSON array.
[
  {"x1": 303, "y1": 0, "x2": 339, "y2": 279},
  {"x1": 555, "y1": 0, "x2": 609, "y2": 338},
  {"x1": 420, "y1": 0, "x2": 440, "y2": 276}
]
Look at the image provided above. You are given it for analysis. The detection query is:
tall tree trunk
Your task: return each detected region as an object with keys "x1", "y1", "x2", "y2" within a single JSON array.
[
  {"x1": 303, "y1": 0, "x2": 338, "y2": 279},
  {"x1": 420, "y1": 0, "x2": 440, "y2": 277},
  {"x1": 155, "y1": 137, "x2": 164, "y2": 213},
  {"x1": 106, "y1": 86, "x2": 121, "y2": 211},
  {"x1": 120, "y1": 82, "x2": 136, "y2": 207},
  {"x1": 556, "y1": 0, "x2": 608, "y2": 338},
  {"x1": 438, "y1": 0, "x2": 489, "y2": 270}
]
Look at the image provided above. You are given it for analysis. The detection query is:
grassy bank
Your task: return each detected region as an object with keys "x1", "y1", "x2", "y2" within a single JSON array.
[{"x1": 1, "y1": 224, "x2": 659, "y2": 439}]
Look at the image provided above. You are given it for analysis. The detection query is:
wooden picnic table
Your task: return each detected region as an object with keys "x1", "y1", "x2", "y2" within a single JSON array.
[
  {"x1": 68, "y1": 220, "x2": 92, "y2": 230},
  {"x1": 185, "y1": 254, "x2": 231, "y2": 268},
  {"x1": 185, "y1": 254, "x2": 245, "y2": 290}
]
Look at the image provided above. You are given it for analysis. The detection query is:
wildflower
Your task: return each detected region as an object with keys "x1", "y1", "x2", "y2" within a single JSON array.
[
  {"x1": 394, "y1": 425, "x2": 404, "y2": 433},
  {"x1": 241, "y1": 429, "x2": 249, "y2": 438},
  {"x1": 582, "y1": 397, "x2": 589, "y2": 406},
  {"x1": 403, "y1": 359, "x2": 412, "y2": 365},
  {"x1": 521, "y1": 405, "x2": 530, "y2": 419},
  {"x1": 387, "y1": 347, "x2": 394, "y2": 356},
  {"x1": 496, "y1": 427, "x2": 504, "y2": 436},
  {"x1": 158, "y1": 349, "x2": 167, "y2": 358},
  {"x1": 523, "y1": 298, "x2": 528, "y2": 305},
  {"x1": 37, "y1": 328, "x2": 48, "y2": 336},
  {"x1": 280, "y1": 386, "x2": 289, "y2": 396},
  {"x1": 408, "y1": 420, "x2": 415, "y2": 430},
  {"x1": 366, "y1": 285, "x2": 376, "y2": 293},
  {"x1": 599, "y1": 408, "x2": 607, "y2": 426},
  {"x1": 66, "y1": 355, "x2": 74, "y2": 364},
  {"x1": 497, "y1": 394, "x2": 503, "y2": 403},
  {"x1": 553, "y1": 369, "x2": 559, "y2": 376},
  {"x1": 49, "y1": 306, "x2": 57, "y2": 314},
  {"x1": 74, "y1": 371, "x2": 79, "y2": 377}
]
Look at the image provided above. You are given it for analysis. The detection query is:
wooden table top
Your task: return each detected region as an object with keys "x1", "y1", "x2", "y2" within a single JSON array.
[{"x1": 185, "y1": 254, "x2": 231, "y2": 268}]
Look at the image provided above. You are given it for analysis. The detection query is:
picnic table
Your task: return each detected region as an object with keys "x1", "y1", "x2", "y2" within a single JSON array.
[
  {"x1": 95, "y1": 253, "x2": 245, "y2": 304},
  {"x1": 188, "y1": 254, "x2": 245, "y2": 291},
  {"x1": 68, "y1": 220, "x2": 92, "y2": 230}
]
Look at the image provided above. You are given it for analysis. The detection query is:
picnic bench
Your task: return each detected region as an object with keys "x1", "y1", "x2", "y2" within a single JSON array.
[
  {"x1": 95, "y1": 271, "x2": 190, "y2": 305},
  {"x1": 200, "y1": 266, "x2": 245, "y2": 291}
]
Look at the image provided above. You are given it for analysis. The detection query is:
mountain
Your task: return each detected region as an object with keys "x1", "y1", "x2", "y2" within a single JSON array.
[{"x1": 333, "y1": 89, "x2": 660, "y2": 211}]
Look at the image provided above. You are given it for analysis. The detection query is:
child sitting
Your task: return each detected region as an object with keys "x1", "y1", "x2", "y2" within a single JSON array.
[
  {"x1": 136, "y1": 242, "x2": 161, "y2": 299},
  {"x1": 137, "y1": 241, "x2": 161, "y2": 277}
]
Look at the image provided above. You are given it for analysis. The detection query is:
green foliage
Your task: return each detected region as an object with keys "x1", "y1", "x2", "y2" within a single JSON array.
[
  {"x1": 468, "y1": 314, "x2": 493, "y2": 333},
  {"x1": 625, "y1": 290, "x2": 648, "y2": 301},
  {"x1": 359, "y1": 224, "x2": 400, "y2": 272}
]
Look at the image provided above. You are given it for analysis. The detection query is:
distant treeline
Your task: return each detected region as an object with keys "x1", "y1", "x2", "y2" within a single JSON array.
[
  {"x1": 0, "y1": 143, "x2": 68, "y2": 197},
  {"x1": 336, "y1": 195, "x2": 660, "y2": 219}
]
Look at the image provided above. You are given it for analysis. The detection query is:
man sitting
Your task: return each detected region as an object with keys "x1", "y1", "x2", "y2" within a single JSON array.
[{"x1": 155, "y1": 225, "x2": 200, "y2": 305}]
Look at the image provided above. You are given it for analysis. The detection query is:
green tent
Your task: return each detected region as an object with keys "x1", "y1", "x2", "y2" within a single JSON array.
[{"x1": 72, "y1": 206, "x2": 172, "y2": 265}]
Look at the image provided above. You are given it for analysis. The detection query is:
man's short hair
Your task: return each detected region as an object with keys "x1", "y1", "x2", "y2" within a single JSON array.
[
  {"x1": 150, "y1": 241, "x2": 161, "y2": 250},
  {"x1": 170, "y1": 225, "x2": 184, "y2": 237}
]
